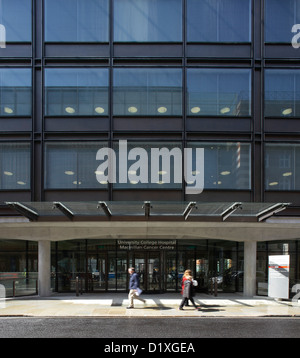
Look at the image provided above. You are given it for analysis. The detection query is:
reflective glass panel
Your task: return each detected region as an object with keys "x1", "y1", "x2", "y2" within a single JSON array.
[
  {"x1": 265, "y1": 0, "x2": 300, "y2": 43},
  {"x1": 45, "y1": 0, "x2": 109, "y2": 42},
  {"x1": 187, "y1": 0, "x2": 251, "y2": 42},
  {"x1": 113, "y1": 68, "x2": 182, "y2": 116},
  {"x1": 187, "y1": 69, "x2": 251, "y2": 117},
  {"x1": 265, "y1": 143, "x2": 300, "y2": 191},
  {"x1": 0, "y1": 0, "x2": 31, "y2": 42},
  {"x1": 112, "y1": 141, "x2": 183, "y2": 189},
  {"x1": 0, "y1": 68, "x2": 31, "y2": 116},
  {"x1": 44, "y1": 142, "x2": 108, "y2": 189},
  {"x1": 187, "y1": 142, "x2": 251, "y2": 190},
  {"x1": 44, "y1": 68, "x2": 109, "y2": 116},
  {"x1": 0, "y1": 143, "x2": 31, "y2": 190},
  {"x1": 265, "y1": 70, "x2": 300, "y2": 117},
  {"x1": 114, "y1": 0, "x2": 182, "y2": 42}
]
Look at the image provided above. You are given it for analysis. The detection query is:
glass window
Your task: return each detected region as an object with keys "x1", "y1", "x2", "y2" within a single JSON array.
[
  {"x1": 113, "y1": 68, "x2": 182, "y2": 116},
  {"x1": 45, "y1": 142, "x2": 108, "y2": 189},
  {"x1": 0, "y1": 0, "x2": 31, "y2": 42},
  {"x1": 187, "y1": 0, "x2": 251, "y2": 42},
  {"x1": 45, "y1": 0, "x2": 109, "y2": 42},
  {"x1": 114, "y1": 0, "x2": 182, "y2": 42},
  {"x1": 265, "y1": 70, "x2": 300, "y2": 117},
  {"x1": 44, "y1": 68, "x2": 109, "y2": 116},
  {"x1": 265, "y1": 0, "x2": 300, "y2": 43},
  {"x1": 265, "y1": 143, "x2": 300, "y2": 191},
  {"x1": 187, "y1": 69, "x2": 251, "y2": 117},
  {"x1": 0, "y1": 68, "x2": 31, "y2": 116},
  {"x1": 188, "y1": 142, "x2": 251, "y2": 190},
  {"x1": 112, "y1": 141, "x2": 183, "y2": 189},
  {"x1": 0, "y1": 143, "x2": 31, "y2": 190}
]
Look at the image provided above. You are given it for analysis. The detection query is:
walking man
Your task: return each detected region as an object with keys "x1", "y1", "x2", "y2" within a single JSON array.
[{"x1": 127, "y1": 267, "x2": 146, "y2": 309}]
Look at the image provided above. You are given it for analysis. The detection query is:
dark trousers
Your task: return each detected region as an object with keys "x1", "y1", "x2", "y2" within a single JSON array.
[{"x1": 179, "y1": 297, "x2": 197, "y2": 309}]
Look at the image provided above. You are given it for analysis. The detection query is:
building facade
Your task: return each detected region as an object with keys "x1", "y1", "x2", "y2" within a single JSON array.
[{"x1": 0, "y1": 0, "x2": 300, "y2": 298}]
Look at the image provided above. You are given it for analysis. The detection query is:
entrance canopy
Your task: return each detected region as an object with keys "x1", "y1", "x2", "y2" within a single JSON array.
[{"x1": 6, "y1": 201, "x2": 290, "y2": 222}]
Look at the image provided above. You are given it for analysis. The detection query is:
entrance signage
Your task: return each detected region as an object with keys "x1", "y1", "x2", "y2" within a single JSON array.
[
  {"x1": 268, "y1": 255, "x2": 290, "y2": 299},
  {"x1": 117, "y1": 240, "x2": 176, "y2": 250}
]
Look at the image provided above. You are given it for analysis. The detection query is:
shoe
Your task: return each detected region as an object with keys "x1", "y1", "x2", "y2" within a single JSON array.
[
  {"x1": 179, "y1": 307, "x2": 183, "y2": 310},
  {"x1": 126, "y1": 306, "x2": 134, "y2": 309}
]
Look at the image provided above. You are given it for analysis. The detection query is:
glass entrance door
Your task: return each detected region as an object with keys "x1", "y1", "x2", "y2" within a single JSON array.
[{"x1": 133, "y1": 252, "x2": 160, "y2": 292}]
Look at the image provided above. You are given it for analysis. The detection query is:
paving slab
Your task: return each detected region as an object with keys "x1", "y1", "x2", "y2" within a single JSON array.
[{"x1": 0, "y1": 293, "x2": 299, "y2": 317}]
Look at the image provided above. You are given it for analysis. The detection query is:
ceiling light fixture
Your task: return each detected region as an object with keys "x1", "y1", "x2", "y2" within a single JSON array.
[
  {"x1": 128, "y1": 106, "x2": 138, "y2": 113},
  {"x1": 65, "y1": 106, "x2": 75, "y2": 114},
  {"x1": 157, "y1": 106, "x2": 167, "y2": 113},
  {"x1": 220, "y1": 107, "x2": 230, "y2": 114},
  {"x1": 191, "y1": 106, "x2": 201, "y2": 114},
  {"x1": 95, "y1": 106, "x2": 105, "y2": 114},
  {"x1": 282, "y1": 108, "x2": 292, "y2": 116}
]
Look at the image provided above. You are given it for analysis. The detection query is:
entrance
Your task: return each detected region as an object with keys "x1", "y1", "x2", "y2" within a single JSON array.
[{"x1": 134, "y1": 252, "x2": 161, "y2": 292}]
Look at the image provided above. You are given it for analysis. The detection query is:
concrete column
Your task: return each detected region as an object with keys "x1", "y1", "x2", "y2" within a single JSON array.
[
  {"x1": 243, "y1": 241, "x2": 257, "y2": 297},
  {"x1": 38, "y1": 240, "x2": 51, "y2": 297}
]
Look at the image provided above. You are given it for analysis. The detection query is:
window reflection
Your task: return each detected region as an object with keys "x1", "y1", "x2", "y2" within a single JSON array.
[
  {"x1": 0, "y1": 0, "x2": 31, "y2": 42},
  {"x1": 44, "y1": 68, "x2": 109, "y2": 116},
  {"x1": 114, "y1": 0, "x2": 182, "y2": 42},
  {"x1": 45, "y1": 0, "x2": 109, "y2": 42},
  {"x1": 265, "y1": 0, "x2": 300, "y2": 43},
  {"x1": 265, "y1": 70, "x2": 300, "y2": 117},
  {"x1": 0, "y1": 69, "x2": 31, "y2": 116},
  {"x1": 265, "y1": 144, "x2": 300, "y2": 190},
  {"x1": 188, "y1": 142, "x2": 251, "y2": 190},
  {"x1": 45, "y1": 142, "x2": 108, "y2": 189},
  {"x1": 0, "y1": 143, "x2": 31, "y2": 190},
  {"x1": 187, "y1": 69, "x2": 251, "y2": 117},
  {"x1": 187, "y1": 0, "x2": 251, "y2": 42},
  {"x1": 113, "y1": 68, "x2": 182, "y2": 116}
]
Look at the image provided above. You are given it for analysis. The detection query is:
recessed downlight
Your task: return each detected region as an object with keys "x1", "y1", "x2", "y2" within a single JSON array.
[
  {"x1": 4, "y1": 107, "x2": 13, "y2": 114},
  {"x1": 282, "y1": 108, "x2": 292, "y2": 116},
  {"x1": 4, "y1": 171, "x2": 13, "y2": 176},
  {"x1": 95, "y1": 106, "x2": 105, "y2": 114},
  {"x1": 128, "y1": 106, "x2": 138, "y2": 113},
  {"x1": 191, "y1": 106, "x2": 201, "y2": 114},
  {"x1": 65, "y1": 106, "x2": 75, "y2": 114},
  {"x1": 220, "y1": 107, "x2": 230, "y2": 114},
  {"x1": 157, "y1": 106, "x2": 167, "y2": 113}
]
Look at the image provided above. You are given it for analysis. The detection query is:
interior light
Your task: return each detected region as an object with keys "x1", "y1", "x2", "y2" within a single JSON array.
[
  {"x1": 220, "y1": 107, "x2": 230, "y2": 114},
  {"x1": 269, "y1": 182, "x2": 278, "y2": 186},
  {"x1": 17, "y1": 181, "x2": 26, "y2": 185},
  {"x1": 156, "y1": 181, "x2": 164, "y2": 185},
  {"x1": 4, "y1": 171, "x2": 13, "y2": 176},
  {"x1": 191, "y1": 170, "x2": 200, "y2": 175},
  {"x1": 282, "y1": 172, "x2": 292, "y2": 177},
  {"x1": 191, "y1": 106, "x2": 201, "y2": 114},
  {"x1": 128, "y1": 106, "x2": 138, "y2": 113},
  {"x1": 220, "y1": 171, "x2": 231, "y2": 176},
  {"x1": 282, "y1": 108, "x2": 293, "y2": 116},
  {"x1": 128, "y1": 170, "x2": 137, "y2": 175},
  {"x1": 157, "y1": 106, "x2": 167, "y2": 113},
  {"x1": 158, "y1": 170, "x2": 167, "y2": 175},
  {"x1": 73, "y1": 180, "x2": 81, "y2": 185},
  {"x1": 95, "y1": 170, "x2": 104, "y2": 175},
  {"x1": 218, "y1": 181, "x2": 222, "y2": 185},
  {"x1": 99, "y1": 180, "x2": 107, "y2": 185},
  {"x1": 4, "y1": 107, "x2": 13, "y2": 114},
  {"x1": 65, "y1": 107, "x2": 75, "y2": 114},
  {"x1": 64, "y1": 170, "x2": 74, "y2": 175},
  {"x1": 130, "y1": 180, "x2": 138, "y2": 184},
  {"x1": 95, "y1": 106, "x2": 105, "y2": 114}
]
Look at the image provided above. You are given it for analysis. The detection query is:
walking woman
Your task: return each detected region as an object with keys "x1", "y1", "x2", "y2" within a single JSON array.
[{"x1": 179, "y1": 270, "x2": 198, "y2": 310}]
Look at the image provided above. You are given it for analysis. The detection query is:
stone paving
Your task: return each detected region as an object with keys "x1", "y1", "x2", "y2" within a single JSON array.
[{"x1": 0, "y1": 293, "x2": 299, "y2": 317}]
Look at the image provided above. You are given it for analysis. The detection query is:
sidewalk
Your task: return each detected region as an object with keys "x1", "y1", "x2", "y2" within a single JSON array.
[{"x1": 1, "y1": 293, "x2": 299, "y2": 317}]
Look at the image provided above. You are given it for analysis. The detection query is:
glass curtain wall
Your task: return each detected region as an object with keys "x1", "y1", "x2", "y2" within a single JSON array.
[
  {"x1": 0, "y1": 0, "x2": 31, "y2": 42},
  {"x1": 44, "y1": 0, "x2": 109, "y2": 42},
  {"x1": 114, "y1": 0, "x2": 182, "y2": 42},
  {"x1": 0, "y1": 68, "x2": 32, "y2": 117},
  {"x1": 265, "y1": 0, "x2": 300, "y2": 43},
  {"x1": 187, "y1": 0, "x2": 251, "y2": 42},
  {"x1": 44, "y1": 142, "x2": 108, "y2": 189},
  {"x1": 265, "y1": 143, "x2": 300, "y2": 191},
  {"x1": 0, "y1": 142, "x2": 31, "y2": 190}
]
